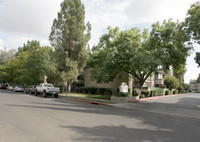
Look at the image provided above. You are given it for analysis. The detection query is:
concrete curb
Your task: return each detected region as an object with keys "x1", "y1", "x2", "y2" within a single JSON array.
[{"x1": 128, "y1": 94, "x2": 185, "y2": 103}]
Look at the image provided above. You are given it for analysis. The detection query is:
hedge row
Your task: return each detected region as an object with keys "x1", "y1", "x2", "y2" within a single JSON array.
[
  {"x1": 139, "y1": 89, "x2": 188, "y2": 99},
  {"x1": 77, "y1": 87, "x2": 113, "y2": 95},
  {"x1": 116, "y1": 92, "x2": 132, "y2": 97},
  {"x1": 179, "y1": 90, "x2": 188, "y2": 94},
  {"x1": 139, "y1": 89, "x2": 165, "y2": 98}
]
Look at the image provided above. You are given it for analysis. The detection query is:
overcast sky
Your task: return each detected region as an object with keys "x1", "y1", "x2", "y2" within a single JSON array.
[{"x1": 0, "y1": 0, "x2": 199, "y2": 83}]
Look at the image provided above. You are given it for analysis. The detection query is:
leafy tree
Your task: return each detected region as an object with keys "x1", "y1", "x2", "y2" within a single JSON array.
[
  {"x1": 18, "y1": 42, "x2": 58, "y2": 86},
  {"x1": 0, "y1": 40, "x2": 57, "y2": 86},
  {"x1": 164, "y1": 76, "x2": 179, "y2": 90},
  {"x1": 89, "y1": 20, "x2": 192, "y2": 95},
  {"x1": 185, "y1": 2, "x2": 200, "y2": 67},
  {"x1": 49, "y1": 0, "x2": 91, "y2": 91},
  {"x1": 194, "y1": 52, "x2": 200, "y2": 67},
  {"x1": 173, "y1": 65, "x2": 186, "y2": 83},
  {"x1": 185, "y1": 1, "x2": 200, "y2": 43},
  {"x1": 16, "y1": 40, "x2": 40, "y2": 56},
  {"x1": 149, "y1": 19, "x2": 192, "y2": 72},
  {"x1": 182, "y1": 83, "x2": 190, "y2": 90},
  {"x1": 88, "y1": 27, "x2": 161, "y2": 94},
  {"x1": 0, "y1": 52, "x2": 29, "y2": 84},
  {"x1": 39, "y1": 46, "x2": 60, "y2": 85},
  {"x1": 21, "y1": 48, "x2": 43, "y2": 85},
  {"x1": 15, "y1": 40, "x2": 43, "y2": 85},
  {"x1": 197, "y1": 73, "x2": 200, "y2": 83}
]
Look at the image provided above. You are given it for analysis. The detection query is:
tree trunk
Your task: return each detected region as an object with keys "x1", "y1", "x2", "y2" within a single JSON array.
[
  {"x1": 138, "y1": 80, "x2": 145, "y2": 96},
  {"x1": 67, "y1": 83, "x2": 71, "y2": 92}
]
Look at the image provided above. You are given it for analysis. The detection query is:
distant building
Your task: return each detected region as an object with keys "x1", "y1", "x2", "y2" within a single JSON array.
[{"x1": 190, "y1": 83, "x2": 200, "y2": 93}]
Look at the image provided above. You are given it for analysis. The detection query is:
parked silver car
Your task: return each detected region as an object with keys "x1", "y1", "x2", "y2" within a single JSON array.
[
  {"x1": 24, "y1": 85, "x2": 36, "y2": 94},
  {"x1": 13, "y1": 85, "x2": 24, "y2": 92}
]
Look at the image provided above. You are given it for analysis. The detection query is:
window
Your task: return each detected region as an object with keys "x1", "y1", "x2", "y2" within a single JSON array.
[{"x1": 44, "y1": 84, "x2": 53, "y2": 87}]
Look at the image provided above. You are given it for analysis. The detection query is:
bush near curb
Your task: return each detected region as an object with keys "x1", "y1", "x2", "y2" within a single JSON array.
[
  {"x1": 116, "y1": 92, "x2": 132, "y2": 97},
  {"x1": 139, "y1": 94, "x2": 146, "y2": 99},
  {"x1": 172, "y1": 90, "x2": 178, "y2": 94},
  {"x1": 139, "y1": 88, "x2": 165, "y2": 99},
  {"x1": 141, "y1": 90, "x2": 150, "y2": 97},
  {"x1": 77, "y1": 87, "x2": 113, "y2": 96},
  {"x1": 165, "y1": 90, "x2": 172, "y2": 95}
]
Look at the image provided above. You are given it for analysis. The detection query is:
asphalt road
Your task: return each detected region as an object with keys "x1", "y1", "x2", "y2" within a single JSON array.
[{"x1": 0, "y1": 89, "x2": 200, "y2": 142}]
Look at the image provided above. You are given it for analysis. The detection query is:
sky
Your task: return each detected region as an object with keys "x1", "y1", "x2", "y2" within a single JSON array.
[{"x1": 0, "y1": 0, "x2": 199, "y2": 83}]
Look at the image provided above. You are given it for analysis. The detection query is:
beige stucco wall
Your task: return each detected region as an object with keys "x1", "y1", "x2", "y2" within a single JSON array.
[{"x1": 84, "y1": 68, "x2": 129, "y2": 93}]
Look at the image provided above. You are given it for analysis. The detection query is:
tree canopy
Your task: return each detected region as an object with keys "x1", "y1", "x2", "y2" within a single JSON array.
[
  {"x1": 0, "y1": 40, "x2": 56, "y2": 86},
  {"x1": 88, "y1": 20, "x2": 192, "y2": 93},
  {"x1": 194, "y1": 52, "x2": 200, "y2": 67},
  {"x1": 185, "y1": 2, "x2": 200, "y2": 67},
  {"x1": 185, "y1": 1, "x2": 200, "y2": 43}
]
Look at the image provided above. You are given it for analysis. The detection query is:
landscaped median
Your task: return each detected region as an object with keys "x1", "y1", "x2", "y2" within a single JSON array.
[
  {"x1": 59, "y1": 92, "x2": 113, "y2": 106},
  {"x1": 58, "y1": 91, "x2": 188, "y2": 105}
]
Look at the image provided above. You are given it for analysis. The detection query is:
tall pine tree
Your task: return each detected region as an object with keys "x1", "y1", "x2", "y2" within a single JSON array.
[{"x1": 49, "y1": 0, "x2": 91, "y2": 91}]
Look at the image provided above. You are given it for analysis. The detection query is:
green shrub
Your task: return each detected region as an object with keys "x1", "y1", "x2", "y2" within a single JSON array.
[
  {"x1": 77, "y1": 87, "x2": 113, "y2": 95},
  {"x1": 147, "y1": 89, "x2": 164, "y2": 97},
  {"x1": 140, "y1": 94, "x2": 145, "y2": 99},
  {"x1": 116, "y1": 92, "x2": 131, "y2": 97},
  {"x1": 99, "y1": 88, "x2": 113, "y2": 95},
  {"x1": 179, "y1": 90, "x2": 185, "y2": 94},
  {"x1": 80, "y1": 87, "x2": 84, "y2": 93},
  {"x1": 165, "y1": 90, "x2": 172, "y2": 95},
  {"x1": 104, "y1": 88, "x2": 113, "y2": 95},
  {"x1": 141, "y1": 90, "x2": 150, "y2": 97},
  {"x1": 87, "y1": 87, "x2": 98, "y2": 94},
  {"x1": 165, "y1": 90, "x2": 169, "y2": 95},
  {"x1": 155, "y1": 89, "x2": 164, "y2": 96},
  {"x1": 164, "y1": 76, "x2": 179, "y2": 90},
  {"x1": 150, "y1": 90, "x2": 156, "y2": 97},
  {"x1": 173, "y1": 90, "x2": 178, "y2": 94}
]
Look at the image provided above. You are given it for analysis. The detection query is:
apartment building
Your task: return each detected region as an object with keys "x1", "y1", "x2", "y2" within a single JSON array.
[
  {"x1": 82, "y1": 68, "x2": 173, "y2": 94},
  {"x1": 190, "y1": 83, "x2": 200, "y2": 93}
]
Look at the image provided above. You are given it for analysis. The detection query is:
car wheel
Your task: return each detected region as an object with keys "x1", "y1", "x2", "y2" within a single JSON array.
[
  {"x1": 35, "y1": 91, "x2": 38, "y2": 96},
  {"x1": 43, "y1": 91, "x2": 47, "y2": 98},
  {"x1": 54, "y1": 94, "x2": 58, "y2": 98}
]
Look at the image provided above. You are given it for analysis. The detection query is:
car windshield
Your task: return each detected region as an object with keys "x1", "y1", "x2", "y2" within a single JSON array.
[
  {"x1": 44, "y1": 84, "x2": 53, "y2": 87},
  {"x1": 16, "y1": 85, "x2": 23, "y2": 88}
]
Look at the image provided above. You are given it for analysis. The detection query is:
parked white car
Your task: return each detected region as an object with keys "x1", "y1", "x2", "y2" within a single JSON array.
[{"x1": 35, "y1": 83, "x2": 60, "y2": 98}]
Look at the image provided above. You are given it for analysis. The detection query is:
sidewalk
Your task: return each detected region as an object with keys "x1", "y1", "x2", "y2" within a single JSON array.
[
  {"x1": 108, "y1": 94, "x2": 200, "y2": 120},
  {"x1": 109, "y1": 101, "x2": 200, "y2": 119}
]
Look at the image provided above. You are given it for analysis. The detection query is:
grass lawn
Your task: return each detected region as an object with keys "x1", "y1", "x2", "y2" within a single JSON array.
[{"x1": 65, "y1": 92, "x2": 111, "y2": 100}]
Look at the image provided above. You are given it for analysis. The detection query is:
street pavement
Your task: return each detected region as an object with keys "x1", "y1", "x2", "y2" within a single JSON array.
[
  {"x1": 110, "y1": 93, "x2": 200, "y2": 119},
  {"x1": 0, "y1": 89, "x2": 200, "y2": 142}
]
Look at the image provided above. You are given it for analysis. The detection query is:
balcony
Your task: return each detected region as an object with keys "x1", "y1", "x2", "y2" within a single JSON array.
[{"x1": 155, "y1": 79, "x2": 164, "y2": 85}]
